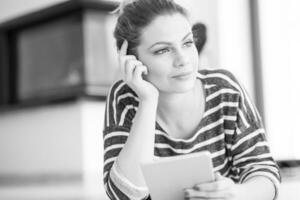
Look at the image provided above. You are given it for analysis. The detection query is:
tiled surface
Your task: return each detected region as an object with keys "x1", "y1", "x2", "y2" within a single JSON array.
[
  {"x1": 0, "y1": 184, "x2": 109, "y2": 200},
  {"x1": 278, "y1": 167, "x2": 300, "y2": 200},
  {"x1": 278, "y1": 180, "x2": 300, "y2": 200},
  {"x1": 0, "y1": 179, "x2": 299, "y2": 200}
]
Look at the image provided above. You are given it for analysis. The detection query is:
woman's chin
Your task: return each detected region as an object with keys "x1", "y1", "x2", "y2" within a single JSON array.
[
  {"x1": 167, "y1": 77, "x2": 197, "y2": 93},
  {"x1": 174, "y1": 82, "x2": 196, "y2": 93}
]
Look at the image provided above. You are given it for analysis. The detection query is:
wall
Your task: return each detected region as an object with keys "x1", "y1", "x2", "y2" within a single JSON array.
[
  {"x1": 0, "y1": 0, "x2": 67, "y2": 23},
  {"x1": 0, "y1": 100, "x2": 108, "y2": 199},
  {"x1": 80, "y1": 100, "x2": 107, "y2": 197},
  {"x1": 0, "y1": 102, "x2": 83, "y2": 175}
]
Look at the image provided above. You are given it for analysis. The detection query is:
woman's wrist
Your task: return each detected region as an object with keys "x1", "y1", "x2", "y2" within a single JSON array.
[{"x1": 139, "y1": 94, "x2": 159, "y2": 108}]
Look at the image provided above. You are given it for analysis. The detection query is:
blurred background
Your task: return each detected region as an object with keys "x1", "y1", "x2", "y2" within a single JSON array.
[{"x1": 0, "y1": 0, "x2": 299, "y2": 199}]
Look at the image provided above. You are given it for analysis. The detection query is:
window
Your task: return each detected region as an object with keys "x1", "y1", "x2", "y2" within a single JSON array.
[{"x1": 258, "y1": 0, "x2": 300, "y2": 160}]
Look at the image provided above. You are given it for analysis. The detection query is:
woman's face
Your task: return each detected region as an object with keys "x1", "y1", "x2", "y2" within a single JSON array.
[{"x1": 136, "y1": 13, "x2": 199, "y2": 94}]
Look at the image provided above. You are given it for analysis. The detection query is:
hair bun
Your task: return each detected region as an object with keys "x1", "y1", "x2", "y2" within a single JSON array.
[{"x1": 110, "y1": 0, "x2": 137, "y2": 15}]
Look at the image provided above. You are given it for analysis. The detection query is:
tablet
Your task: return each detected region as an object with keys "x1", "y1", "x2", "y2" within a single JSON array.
[{"x1": 140, "y1": 151, "x2": 215, "y2": 200}]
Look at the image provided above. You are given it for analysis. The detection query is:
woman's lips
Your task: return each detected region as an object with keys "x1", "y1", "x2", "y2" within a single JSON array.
[{"x1": 171, "y1": 72, "x2": 193, "y2": 79}]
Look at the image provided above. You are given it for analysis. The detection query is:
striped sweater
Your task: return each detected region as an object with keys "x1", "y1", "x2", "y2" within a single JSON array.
[{"x1": 103, "y1": 69, "x2": 281, "y2": 200}]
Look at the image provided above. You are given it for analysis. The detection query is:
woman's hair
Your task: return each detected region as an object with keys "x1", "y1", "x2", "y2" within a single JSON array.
[{"x1": 113, "y1": 0, "x2": 188, "y2": 56}]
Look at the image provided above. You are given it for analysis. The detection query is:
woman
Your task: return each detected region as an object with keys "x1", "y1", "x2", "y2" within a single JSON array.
[{"x1": 103, "y1": 0, "x2": 280, "y2": 199}]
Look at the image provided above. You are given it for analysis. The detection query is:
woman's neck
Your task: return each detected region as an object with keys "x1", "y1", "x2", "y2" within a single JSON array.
[{"x1": 157, "y1": 79, "x2": 203, "y2": 125}]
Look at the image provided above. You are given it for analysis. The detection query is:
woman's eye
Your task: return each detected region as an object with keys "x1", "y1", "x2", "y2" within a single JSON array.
[
  {"x1": 154, "y1": 48, "x2": 169, "y2": 55},
  {"x1": 183, "y1": 40, "x2": 194, "y2": 47}
]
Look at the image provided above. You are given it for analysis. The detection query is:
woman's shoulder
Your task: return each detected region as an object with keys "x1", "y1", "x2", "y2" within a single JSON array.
[
  {"x1": 198, "y1": 68, "x2": 237, "y2": 80},
  {"x1": 107, "y1": 79, "x2": 139, "y2": 104},
  {"x1": 198, "y1": 68, "x2": 240, "y2": 91},
  {"x1": 108, "y1": 80, "x2": 136, "y2": 95}
]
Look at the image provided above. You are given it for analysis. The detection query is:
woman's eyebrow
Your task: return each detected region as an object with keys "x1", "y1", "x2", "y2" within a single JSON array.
[
  {"x1": 148, "y1": 32, "x2": 192, "y2": 50},
  {"x1": 182, "y1": 32, "x2": 193, "y2": 41}
]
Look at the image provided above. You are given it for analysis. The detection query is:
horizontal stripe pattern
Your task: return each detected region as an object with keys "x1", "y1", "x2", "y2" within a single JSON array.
[{"x1": 103, "y1": 69, "x2": 281, "y2": 200}]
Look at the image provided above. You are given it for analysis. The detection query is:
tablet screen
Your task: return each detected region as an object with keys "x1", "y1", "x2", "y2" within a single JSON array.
[{"x1": 141, "y1": 151, "x2": 215, "y2": 200}]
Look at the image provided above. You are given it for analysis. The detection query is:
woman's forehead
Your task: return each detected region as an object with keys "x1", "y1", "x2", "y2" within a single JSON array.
[{"x1": 139, "y1": 13, "x2": 192, "y2": 46}]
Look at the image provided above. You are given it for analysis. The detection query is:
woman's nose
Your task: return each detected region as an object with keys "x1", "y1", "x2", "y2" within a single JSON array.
[{"x1": 173, "y1": 49, "x2": 189, "y2": 68}]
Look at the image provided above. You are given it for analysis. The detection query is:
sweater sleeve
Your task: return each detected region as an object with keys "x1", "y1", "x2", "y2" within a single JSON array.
[
  {"x1": 227, "y1": 74, "x2": 281, "y2": 199},
  {"x1": 102, "y1": 81, "x2": 150, "y2": 200}
]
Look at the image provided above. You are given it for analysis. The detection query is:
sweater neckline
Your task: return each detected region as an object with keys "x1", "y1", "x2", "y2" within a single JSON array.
[{"x1": 155, "y1": 72, "x2": 209, "y2": 142}]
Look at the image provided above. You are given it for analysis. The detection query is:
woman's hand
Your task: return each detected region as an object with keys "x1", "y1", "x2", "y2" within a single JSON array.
[
  {"x1": 119, "y1": 40, "x2": 159, "y2": 102},
  {"x1": 184, "y1": 173, "x2": 238, "y2": 200}
]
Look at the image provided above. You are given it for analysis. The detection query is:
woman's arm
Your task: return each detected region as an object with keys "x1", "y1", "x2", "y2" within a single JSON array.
[
  {"x1": 103, "y1": 84, "x2": 157, "y2": 200},
  {"x1": 116, "y1": 40, "x2": 159, "y2": 187},
  {"x1": 116, "y1": 98, "x2": 158, "y2": 187},
  {"x1": 103, "y1": 40, "x2": 159, "y2": 200},
  {"x1": 237, "y1": 176, "x2": 276, "y2": 200}
]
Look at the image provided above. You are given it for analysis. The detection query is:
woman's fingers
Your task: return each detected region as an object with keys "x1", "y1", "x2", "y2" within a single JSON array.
[
  {"x1": 185, "y1": 173, "x2": 236, "y2": 200},
  {"x1": 118, "y1": 39, "x2": 148, "y2": 83},
  {"x1": 193, "y1": 179, "x2": 229, "y2": 191},
  {"x1": 185, "y1": 188, "x2": 235, "y2": 199},
  {"x1": 133, "y1": 64, "x2": 148, "y2": 82},
  {"x1": 120, "y1": 55, "x2": 136, "y2": 74},
  {"x1": 119, "y1": 40, "x2": 128, "y2": 57},
  {"x1": 117, "y1": 40, "x2": 158, "y2": 101},
  {"x1": 118, "y1": 40, "x2": 135, "y2": 75},
  {"x1": 123, "y1": 59, "x2": 145, "y2": 82},
  {"x1": 193, "y1": 173, "x2": 234, "y2": 192}
]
